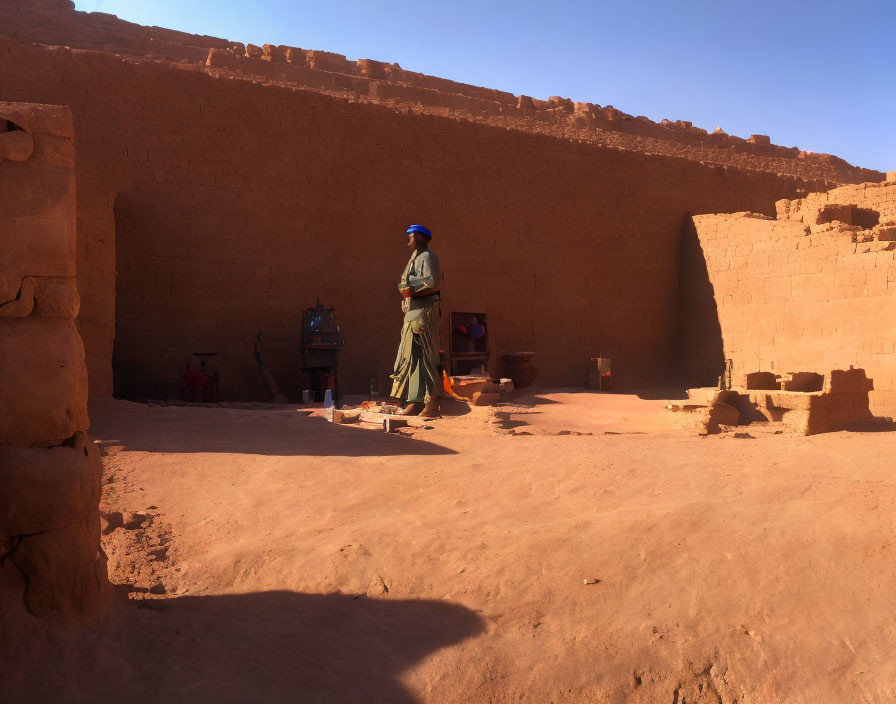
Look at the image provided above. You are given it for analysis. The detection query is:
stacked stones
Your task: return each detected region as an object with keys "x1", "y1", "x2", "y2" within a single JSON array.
[{"x1": 0, "y1": 102, "x2": 107, "y2": 626}]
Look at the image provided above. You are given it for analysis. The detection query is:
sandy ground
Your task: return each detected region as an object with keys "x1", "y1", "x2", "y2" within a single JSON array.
[{"x1": 11, "y1": 390, "x2": 896, "y2": 703}]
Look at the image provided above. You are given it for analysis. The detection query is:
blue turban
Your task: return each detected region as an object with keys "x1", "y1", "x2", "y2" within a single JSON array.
[{"x1": 406, "y1": 224, "x2": 432, "y2": 239}]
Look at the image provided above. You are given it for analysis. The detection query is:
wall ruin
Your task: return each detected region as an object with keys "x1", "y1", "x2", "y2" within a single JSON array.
[
  {"x1": 0, "y1": 102, "x2": 108, "y2": 656},
  {"x1": 0, "y1": 0, "x2": 882, "y2": 186},
  {"x1": 0, "y1": 1, "x2": 884, "y2": 401},
  {"x1": 680, "y1": 178, "x2": 896, "y2": 416},
  {"x1": 1, "y1": 34, "x2": 834, "y2": 400}
]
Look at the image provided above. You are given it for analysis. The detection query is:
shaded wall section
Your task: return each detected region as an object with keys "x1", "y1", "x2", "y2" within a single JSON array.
[
  {"x1": 681, "y1": 180, "x2": 896, "y2": 415},
  {"x1": 75, "y1": 173, "x2": 115, "y2": 397},
  {"x1": 676, "y1": 216, "x2": 725, "y2": 387},
  {"x1": 0, "y1": 39, "x2": 825, "y2": 399}
]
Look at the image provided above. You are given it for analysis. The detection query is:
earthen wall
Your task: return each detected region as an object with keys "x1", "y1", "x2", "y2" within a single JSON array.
[
  {"x1": 0, "y1": 37, "x2": 831, "y2": 399},
  {"x1": 0, "y1": 102, "x2": 107, "y2": 652},
  {"x1": 75, "y1": 171, "x2": 116, "y2": 397},
  {"x1": 681, "y1": 180, "x2": 896, "y2": 416},
  {"x1": 0, "y1": 0, "x2": 882, "y2": 185},
  {"x1": 0, "y1": 0, "x2": 235, "y2": 63}
]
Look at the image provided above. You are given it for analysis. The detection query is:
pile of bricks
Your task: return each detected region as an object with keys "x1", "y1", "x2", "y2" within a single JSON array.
[{"x1": 669, "y1": 368, "x2": 879, "y2": 435}]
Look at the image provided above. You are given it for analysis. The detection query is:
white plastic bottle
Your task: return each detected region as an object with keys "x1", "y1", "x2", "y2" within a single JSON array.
[{"x1": 324, "y1": 389, "x2": 334, "y2": 422}]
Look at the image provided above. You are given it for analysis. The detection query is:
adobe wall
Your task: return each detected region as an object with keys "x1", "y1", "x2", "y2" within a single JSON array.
[
  {"x1": 0, "y1": 0, "x2": 882, "y2": 186},
  {"x1": 681, "y1": 179, "x2": 896, "y2": 416},
  {"x1": 1, "y1": 1, "x2": 885, "y2": 400},
  {"x1": 0, "y1": 0, "x2": 236, "y2": 63},
  {"x1": 0, "y1": 102, "x2": 108, "y2": 655},
  {"x1": 0, "y1": 0, "x2": 119, "y2": 397},
  {"x1": 201, "y1": 49, "x2": 882, "y2": 186},
  {"x1": 0, "y1": 37, "x2": 832, "y2": 399}
]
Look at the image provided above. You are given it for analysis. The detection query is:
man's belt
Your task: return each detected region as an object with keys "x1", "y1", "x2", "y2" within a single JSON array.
[{"x1": 412, "y1": 289, "x2": 440, "y2": 299}]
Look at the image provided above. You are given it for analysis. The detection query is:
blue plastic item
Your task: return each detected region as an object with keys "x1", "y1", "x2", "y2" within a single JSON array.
[{"x1": 467, "y1": 323, "x2": 486, "y2": 340}]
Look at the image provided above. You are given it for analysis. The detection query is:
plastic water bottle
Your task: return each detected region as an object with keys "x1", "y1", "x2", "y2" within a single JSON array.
[{"x1": 324, "y1": 389, "x2": 334, "y2": 422}]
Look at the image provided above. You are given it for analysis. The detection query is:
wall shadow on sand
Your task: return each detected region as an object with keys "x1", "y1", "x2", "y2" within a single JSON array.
[
  {"x1": 14, "y1": 591, "x2": 485, "y2": 703},
  {"x1": 90, "y1": 401, "x2": 458, "y2": 456},
  {"x1": 675, "y1": 215, "x2": 725, "y2": 388}
]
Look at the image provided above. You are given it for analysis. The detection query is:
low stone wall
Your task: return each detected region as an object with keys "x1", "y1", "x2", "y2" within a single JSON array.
[
  {"x1": 0, "y1": 102, "x2": 107, "y2": 649},
  {"x1": 681, "y1": 178, "x2": 896, "y2": 416}
]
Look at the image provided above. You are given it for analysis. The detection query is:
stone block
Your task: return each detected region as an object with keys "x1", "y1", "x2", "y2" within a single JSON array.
[
  {"x1": 33, "y1": 276, "x2": 80, "y2": 318},
  {"x1": 0, "y1": 129, "x2": 34, "y2": 161},
  {"x1": 780, "y1": 408, "x2": 812, "y2": 435},
  {"x1": 826, "y1": 368, "x2": 874, "y2": 394},
  {"x1": 471, "y1": 391, "x2": 502, "y2": 406},
  {"x1": 0, "y1": 164, "x2": 76, "y2": 302},
  {"x1": 664, "y1": 400, "x2": 739, "y2": 435},
  {"x1": 355, "y1": 58, "x2": 386, "y2": 79},
  {"x1": 875, "y1": 226, "x2": 896, "y2": 241},
  {"x1": 261, "y1": 44, "x2": 285, "y2": 62},
  {"x1": 305, "y1": 50, "x2": 349, "y2": 72},
  {"x1": 0, "y1": 101, "x2": 73, "y2": 138},
  {"x1": 0, "y1": 276, "x2": 37, "y2": 318},
  {"x1": 0, "y1": 433, "x2": 101, "y2": 538},
  {"x1": 205, "y1": 47, "x2": 240, "y2": 69},
  {"x1": 0, "y1": 316, "x2": 88, "y2": 446},
  {"x1": 5, "y1": 504, "x2": 108, "y2": 619},
  {"x1": 451, "y1": 378, "x2": 491, "y2": 398},
  {"x1": 284, "y1": 46, "x2": 308, "y2": 65},
  {"x1": 708, "y1": 401, "x2": 740, "y2": 430},
  {"x1": 686, "y1": 387, "x2": 721, "y2": 404},
  {"x1": 751, "y1": 391, "x2": 814, "y2": 412}
]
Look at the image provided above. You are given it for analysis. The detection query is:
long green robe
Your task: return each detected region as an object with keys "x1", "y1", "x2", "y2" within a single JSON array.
[{"x1": 390, "y1": 248, "x2": 442, "y2": 403}]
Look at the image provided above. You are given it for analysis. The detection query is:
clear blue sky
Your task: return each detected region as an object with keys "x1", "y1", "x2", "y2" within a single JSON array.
[{"x1": 74, "y1": 0, "x2": 895, "y2": 172}]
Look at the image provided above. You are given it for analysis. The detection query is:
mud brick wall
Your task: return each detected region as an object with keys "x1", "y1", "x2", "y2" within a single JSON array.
[
  {"x1": 0, "y1": 1, "x2": 883, "y2": 187},
  {"x1": 0, "y1": 37, "x2": 830, "y2": 400},
  {"x1": 681, "y1": 180, "x2": 896, "y2": 416},
  {"x1": 0, "y1": 102, "x2": 108, "y2": 647},
  {"x1": 0, "y1": 0, "x2": 235, "y2": 64},
  {"x1": 205, "y1": 47, "x2": 883, "y2": 186}
]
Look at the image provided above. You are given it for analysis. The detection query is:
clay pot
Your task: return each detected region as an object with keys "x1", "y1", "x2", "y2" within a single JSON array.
[{"x1": 502, "y1": 352, "x2": 537, "y2": 389}]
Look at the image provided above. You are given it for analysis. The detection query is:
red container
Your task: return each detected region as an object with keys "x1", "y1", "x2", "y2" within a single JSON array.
[
  {"x1": 502, "y1": 352, "x2": 537, "y2": 389},
  {"x1": 184, "y1": 370, "x2": 208, "y2": 388}
]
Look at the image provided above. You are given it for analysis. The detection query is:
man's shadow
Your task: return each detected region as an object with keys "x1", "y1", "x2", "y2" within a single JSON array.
[{"x1": 71, "y1": 590, "x2": 485, "y2": 703}]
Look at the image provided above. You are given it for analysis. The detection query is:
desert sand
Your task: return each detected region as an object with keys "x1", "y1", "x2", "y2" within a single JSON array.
[{"x1": 7, "y1": 391, "x2": 896, "y2": 703}]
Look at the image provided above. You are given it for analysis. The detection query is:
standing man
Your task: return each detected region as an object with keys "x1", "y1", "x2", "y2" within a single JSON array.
[{"x1": 390, "y1": 224, "x2": 441, "y2": 417}]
